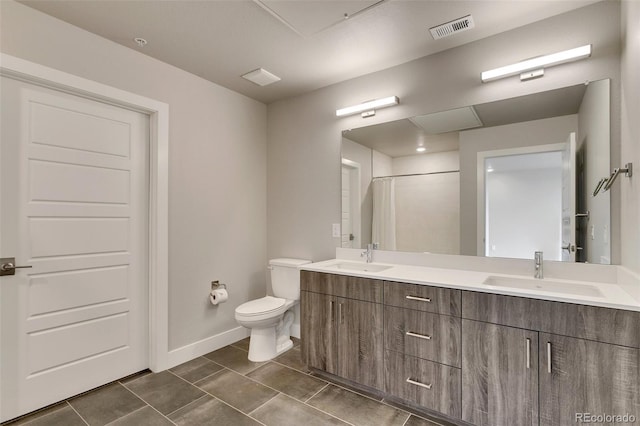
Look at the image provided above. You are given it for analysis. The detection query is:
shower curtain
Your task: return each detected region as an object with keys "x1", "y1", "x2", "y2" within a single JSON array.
[{"x1": 372, "y1": 177, "x2": 396, "y2": 250}]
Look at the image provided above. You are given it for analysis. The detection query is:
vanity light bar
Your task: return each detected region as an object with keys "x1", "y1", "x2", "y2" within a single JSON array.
[
  {"x1": 336, "y1": 96, "x2": 399, "y2": 117},
  {"x1": 481, "y1": 44, "x2": 592, "y2": 82}
]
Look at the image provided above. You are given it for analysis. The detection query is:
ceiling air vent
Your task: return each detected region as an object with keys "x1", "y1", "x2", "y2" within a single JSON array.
[{"x1": 430, "y1": 15, "x2": 474, "y2": 40}]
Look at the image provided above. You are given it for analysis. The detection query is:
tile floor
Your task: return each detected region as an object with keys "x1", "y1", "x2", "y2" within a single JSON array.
[{"x1": 4, "y1": 338, "x2": 448, "y2": 426}]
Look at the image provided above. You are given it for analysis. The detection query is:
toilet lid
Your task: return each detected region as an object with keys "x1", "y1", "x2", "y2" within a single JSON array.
[{"x1": 236, "y1": 296, "x2": 286, "y2": 316}]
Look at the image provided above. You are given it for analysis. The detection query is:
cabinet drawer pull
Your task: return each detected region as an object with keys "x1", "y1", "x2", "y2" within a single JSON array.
[
  {"x1": 547, "y1": 342, "x2": 552, "y2": 373},
  {"x1": 405, "y1": 295, "x2": 431, "y2": 303},
  {"x1": 406, "y1": 331, "x2": 431, "y2": 340},
  {"x1": 406, "y1": 377, "x2": 432, "y2": 390},
  {"x1": 526, "y1": 338, "x2": 531, "y2": 369}
]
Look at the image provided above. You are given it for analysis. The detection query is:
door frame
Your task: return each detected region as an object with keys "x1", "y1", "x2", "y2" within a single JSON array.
[{"x1": 0, "y1": 53, "x2": 170, "y2": 372}]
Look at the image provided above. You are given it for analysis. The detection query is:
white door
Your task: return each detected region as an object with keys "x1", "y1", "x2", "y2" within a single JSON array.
[
  {"x1": 0, "y1": 77, "x2": 149, "y2": 421},
  {"x1": 340, "y1": 159, "x2": 361, "y2": 249},
  {"x1": 480, "y1": 146, "x2": 564, "y2": 260},
  {"x1": 561, "y1": 132, "x2": 577, "y2": 262},
  {"x1": 341, "y1": 166, "x2": 353, "y2": 248}
]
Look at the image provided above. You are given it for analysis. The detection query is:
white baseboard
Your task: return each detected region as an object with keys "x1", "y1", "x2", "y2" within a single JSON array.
[{"x1": 166, "y1": 326, "x2": 250, "y2": 370}]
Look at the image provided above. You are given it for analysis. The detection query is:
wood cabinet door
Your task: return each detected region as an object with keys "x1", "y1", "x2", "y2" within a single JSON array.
[
  {"x1": 539, "y1": 333, "x2": 640, "y2": 426},
  {"x1": 336, "y1": 297, "x2": 384, "y2": 389},
  {"x1": 301, "y1": 291, "x2": 337, "y2": 375},
  {"x1": 462, "y1": 320, "x2": 539, "y2": 426}
]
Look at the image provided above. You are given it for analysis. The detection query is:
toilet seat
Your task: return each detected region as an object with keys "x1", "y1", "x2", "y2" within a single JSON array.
[{"x1": 235, "y1": 296, "x2": 295, "y2": 323}]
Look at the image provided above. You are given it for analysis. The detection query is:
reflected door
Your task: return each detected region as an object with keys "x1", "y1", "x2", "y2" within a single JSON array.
[
  {"x1": 341, "y1": 159, "x2": 361, "y2": 249},
  {"x1": 482, "y1": 147, "x2": 564, "y2": 260},
  {"x1": 561, "y1": 133, "x2": 577, "y2": 262}
]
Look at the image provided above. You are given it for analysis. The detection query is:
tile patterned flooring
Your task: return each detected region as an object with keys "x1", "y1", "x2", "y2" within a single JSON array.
[{"x1": 4, "y1": 338, "x2": 447, "y2": 426}]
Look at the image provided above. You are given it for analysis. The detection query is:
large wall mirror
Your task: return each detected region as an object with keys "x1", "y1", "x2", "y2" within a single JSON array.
[{"x1": 341, "y1": 79, "x2": 612, "y2": 264}]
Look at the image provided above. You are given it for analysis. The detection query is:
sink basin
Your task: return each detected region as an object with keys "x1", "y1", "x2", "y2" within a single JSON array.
[
  {"x1": 328, "y1": 261, "x2": 393, "y2": 273},
  {"x1": 483, "y1": 275, "x2": 604, "y2": 298}
]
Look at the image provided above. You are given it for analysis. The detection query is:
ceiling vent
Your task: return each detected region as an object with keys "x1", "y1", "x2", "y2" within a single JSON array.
[
  {"x1": 241, "y1": 68, "x2": 281, "y2": 86},
  {"x1": 430, "y1": 15, "x2": 474, "y2": 40}
]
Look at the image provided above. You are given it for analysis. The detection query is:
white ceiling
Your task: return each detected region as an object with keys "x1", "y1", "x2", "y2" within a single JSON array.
[{"x1": 19, "y1": 0, "x2": 599, "y2": 104}]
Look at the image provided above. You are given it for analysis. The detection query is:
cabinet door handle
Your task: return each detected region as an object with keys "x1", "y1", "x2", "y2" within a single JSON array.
[
  {"x1": 406, "y1": 377, "x2": 432, "y2": 390},
  {"x1": 338, "y1": 303, "x2": 343, "y2": 324},
  {"x1": 526, "y1": 338, "x2": 531, "y2": 369},
  {"x1": 329, "y1": 300, "x2": 334, "y2": 322},
  {"x1": 547, "y1": 342, "x2": 552, "y2": 373},
  {"x1": 405, "y1": 295, "x2": 431, "y2": 303},
  {"x1": 406, "y1": 331, "x2": 431, "y2": 340}
]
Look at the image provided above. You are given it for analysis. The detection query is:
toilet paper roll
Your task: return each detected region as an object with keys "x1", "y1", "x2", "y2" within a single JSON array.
[{"x1": 209, "y1": 288, "x2": 228, "y2": 305}]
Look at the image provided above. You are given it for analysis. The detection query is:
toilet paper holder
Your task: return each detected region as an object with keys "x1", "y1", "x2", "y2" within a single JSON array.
[{"x1": 211, "y1": 280, "x2": 227, "y2": 290}]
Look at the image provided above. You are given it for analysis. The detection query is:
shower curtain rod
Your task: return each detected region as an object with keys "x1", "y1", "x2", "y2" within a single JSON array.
[{"x1": 372, "y1": 170, "x2": 460, "y2": 180}]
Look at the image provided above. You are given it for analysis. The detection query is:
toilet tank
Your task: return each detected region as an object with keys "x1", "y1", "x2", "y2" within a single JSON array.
[{"x1": 269, "y1": 258, "x2": 311, "y2": 301}]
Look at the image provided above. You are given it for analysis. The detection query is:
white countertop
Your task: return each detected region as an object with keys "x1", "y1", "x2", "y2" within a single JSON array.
[{"x1": 300, "y1": 259, "x2": 640, "y2": 312}]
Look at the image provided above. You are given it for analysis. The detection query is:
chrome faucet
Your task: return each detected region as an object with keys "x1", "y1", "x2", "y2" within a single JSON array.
[
  {"x1": 361, "y1": 243, "x2": 374, "y2": 263},
  {"x1": 534, "y1": 251, "x2": 543, "y2": 279}
]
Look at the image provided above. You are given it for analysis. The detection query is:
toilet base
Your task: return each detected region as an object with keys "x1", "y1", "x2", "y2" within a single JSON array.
[
  {"x1": 247, "y1": 309, "x2": 294, "y2": 362},
  {"x1": 276, "y1": 337, "x2": 293, "y2": 355}
]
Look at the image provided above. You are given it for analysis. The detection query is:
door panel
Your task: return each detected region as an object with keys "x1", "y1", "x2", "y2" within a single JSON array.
[
  {"x1": 0, "y1": 77, "x2": 149, "y2": 421},
  {"x1": 29, "y1": 218, "x2": 129, "y2": 257},
  {"x1": 462, "y1": 320, "x2": 539, "y2": 426},
  {"x1": 30, "y1": 160, "x2": 130, "y2": 203},
  {"x1": 27, "y1": 266, "x2": 128, "y2": 315},
  {"x1": 301, "y1": 291, "x2": 337, "y2": 374},
  {"x1": 337, "y1": 297, "x2": 383, "y2": 389},
  {"x1": 539, "y1": 333, "x2": 640, "y2": 425},
  {"x1": 30, "y1": 100, "x2": 131, "y2": 156},
  {"x1": 28, "y1": 313, "x2": 129, "y2": 373}
]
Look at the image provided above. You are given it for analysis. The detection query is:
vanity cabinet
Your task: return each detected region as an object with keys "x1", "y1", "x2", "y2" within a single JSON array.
[
  {"x1": 384, "y1": 305, "x2": 461, "y2": 367},
  {"x1": 385, "y1": 349, "x2": 461, "y2": 418},
  {"x1": 461, "y1": 290, "x2": 640, "y2": 426},
  {"x1": 383, "y1": 281, "x2": 461, "y2": 316},
  {"x1": 539, "y1": 333, "x2": 640, "y2": 426},
  {"x1": 301, "y1": 270, "x2": 640, "y2": 426},
  {"x1": 300, "y1": 271, "x2": 384, "y2": 389},
  {"x1": 383, "y1": 280, "x2": 462, "y2": 418},
  {"x1": 461, "y1": 291, "x2": 640, "y2": 348},
  {"x1": 461, "y1": 320, "x2": 539, "y2": 426},
  {"x1": 300, "y1": 291, "x2": 336, "y2": 374}
]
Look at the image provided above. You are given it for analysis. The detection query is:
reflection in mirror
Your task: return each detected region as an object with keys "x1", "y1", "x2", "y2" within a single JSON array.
[{"x1": 341, "y1": 79, "x2": 611, "y2": 264}]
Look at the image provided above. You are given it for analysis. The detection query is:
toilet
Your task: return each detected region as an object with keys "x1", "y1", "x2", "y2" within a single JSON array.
[{"x1": 235, "y1": 258, "x2": 311, "y2": 362}]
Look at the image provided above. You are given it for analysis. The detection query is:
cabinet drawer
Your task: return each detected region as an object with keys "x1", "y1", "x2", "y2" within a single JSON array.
[
  {"x1": 384, "y1": 306, "x2": 461, "y2": 367},
  {"x1": 462, "y1": 291, "x2": 640, "y2": 348},
  {"x1": 384, "y1": 281, "x2": 461, "y2": 316},
  {"x1": 384, "y1": 350, "x2": 461, "y2": 419},
  {"x1": 301, "y1": 271, "x2": 382, "y2": 303}
]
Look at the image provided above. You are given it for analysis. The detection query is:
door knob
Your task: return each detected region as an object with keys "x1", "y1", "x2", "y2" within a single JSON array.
[{"x1": 0, "y1": 257, "x2": 32, "y2": 276}]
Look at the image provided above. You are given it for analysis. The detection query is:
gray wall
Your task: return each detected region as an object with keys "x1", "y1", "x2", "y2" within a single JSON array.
[
  {"x1": 620, "y1": 0, "x2": 640, "y2": 272},
  {"x1": 268, "y1": 1, "x2": 622, "y2": 268},
  {"x1": 0, "y1": 0, "x2": 268, "y2": 351}
]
